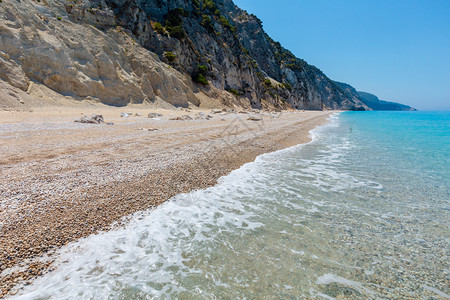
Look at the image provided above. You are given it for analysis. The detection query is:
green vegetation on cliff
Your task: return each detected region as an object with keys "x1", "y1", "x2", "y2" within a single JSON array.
[{"x1": 192, "y1": 65, "x2": 209, "y2": 85}]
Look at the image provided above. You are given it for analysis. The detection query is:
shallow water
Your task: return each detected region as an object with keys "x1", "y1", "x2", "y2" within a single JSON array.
[{"x1": 15, "y1": 111, "x2": 449, "y2": 299}]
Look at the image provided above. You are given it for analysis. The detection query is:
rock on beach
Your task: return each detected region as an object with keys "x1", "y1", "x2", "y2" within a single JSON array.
[{"x1": 74, "y1": 114, "x2": 104, "y2": 124}]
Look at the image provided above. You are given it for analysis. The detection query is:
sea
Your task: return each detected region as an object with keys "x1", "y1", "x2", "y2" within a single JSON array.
[{"x1": 14, "y1": 111, "x2": 449, "y2": 299}]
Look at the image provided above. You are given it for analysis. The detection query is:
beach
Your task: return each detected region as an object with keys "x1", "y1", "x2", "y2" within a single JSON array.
[{"x1": 0, "y1": 105, "x2": 331, "y2": 297}]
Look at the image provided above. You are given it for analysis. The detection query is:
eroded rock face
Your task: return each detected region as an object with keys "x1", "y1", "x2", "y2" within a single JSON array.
[
  {"x1": 0, "y1": 51, "x2": 30, "y2": 91},
  {"x1": 0, "y1": 0, "x2": 200, "y2": 108},
  {"x1": 0, "y1": 0, "x2": 369, "y2": 110},
  {"x1": 105, "y1": 0, "x2": 369, "y2": 110}
]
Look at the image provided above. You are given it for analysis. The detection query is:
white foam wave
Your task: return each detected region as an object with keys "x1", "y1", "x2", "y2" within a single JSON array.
[
  {"x1": 13, "y1": 112, "x2": 385, "y2": 299},
  {"x1": 316, "y1": 273, "x2": 375, "y2": 296},
  {"x1": 13, "y1": 168, "x2": 267, "y2": 299}
]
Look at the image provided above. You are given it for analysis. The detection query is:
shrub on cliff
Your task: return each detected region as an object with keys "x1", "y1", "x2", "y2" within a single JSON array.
[
  {"x1": 283, "y1": 82, "x2": 292, "y2": 91},
  {"x1": 164, "y1": 8, "x2": 187, "y2": 39},
  {"x1": 164, "y1": 52, "x2": 176, "y2": 63},
  {"x1": 165, "y1": 8, "x2": 187, "y2": 27},
  {"x1": 203, "y1": 0, "x2": 216, "y2": 12},
  {"x1": 192, "y1": 65, "x2": 209, "y2": 85},
  {"x1": 197, "y1": 65, "x2": 208, "y2": 74},
  {"x1": 226, "y1": 88, "x2": 239, "y2": 97},
  {"x1": 191, "y1": 0, "x2": 200, "y2": 8},
  {"x1": 153, "y1": 22, "x2": 164, "y2": 34},
  {"x1": 263, "y1": 79, "x2": 272, "y2": 88},
  {"x1": 218, "y1": 15, "x2": 236, "y2": 32},
  {"x1": 201, "y1": 14, "x2": 214, "y2": 33},
  {"x1": 167, "y1": 25, "x2": 185, "y2": 39},
  {"x1": 193, "y1": 74, "x2": 208, "y2": 85}
]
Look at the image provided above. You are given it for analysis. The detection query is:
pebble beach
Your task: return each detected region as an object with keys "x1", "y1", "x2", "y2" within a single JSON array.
[{"x1": 0, "y1": 106, "x2": 331, "y2": 297}]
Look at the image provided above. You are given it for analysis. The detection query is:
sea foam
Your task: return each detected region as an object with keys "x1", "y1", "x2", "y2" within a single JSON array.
[{"x1": 14, "y1": 112, "x2": 450, "y2": 299}]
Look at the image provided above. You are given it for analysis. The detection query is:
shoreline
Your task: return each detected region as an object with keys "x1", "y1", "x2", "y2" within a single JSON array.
[{"x1": 0, "y1": 106, "x2": 332, "y2": 297}]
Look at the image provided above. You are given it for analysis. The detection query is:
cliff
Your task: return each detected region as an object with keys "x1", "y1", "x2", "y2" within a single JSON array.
[
  {"x1": 357, "y1": 91, "x2": 416, "y2": 111},
  {"x1": 0, "y1": 0, "x2": 369, "y2": 110}
]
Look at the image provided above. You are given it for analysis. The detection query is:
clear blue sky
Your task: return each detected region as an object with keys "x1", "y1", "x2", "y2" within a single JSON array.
[{"x1": 233, "y1": 0, "x2": 450, "y2": 110}]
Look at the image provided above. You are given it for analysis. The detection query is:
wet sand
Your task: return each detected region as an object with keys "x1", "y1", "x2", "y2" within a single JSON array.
[{"x1": 0, "y1": 106, "x2": 332, "y2": 297}]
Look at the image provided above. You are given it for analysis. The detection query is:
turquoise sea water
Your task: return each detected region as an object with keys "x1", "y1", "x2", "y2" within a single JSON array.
[{"x1": 15, "y1": 111, "x2": 449, "y2": 299}]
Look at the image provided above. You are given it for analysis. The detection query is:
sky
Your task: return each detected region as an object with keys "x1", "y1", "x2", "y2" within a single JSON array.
[{"x1": 233, "y1": 0, "x2": 450, "y2": 110}]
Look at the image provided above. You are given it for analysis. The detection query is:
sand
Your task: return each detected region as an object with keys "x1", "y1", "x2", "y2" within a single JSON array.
[{"x1": 0, "y1": 104, "x2": 332, "y2": 297}]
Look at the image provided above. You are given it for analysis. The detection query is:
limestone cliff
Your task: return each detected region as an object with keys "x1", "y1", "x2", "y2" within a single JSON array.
[
  {"x1": 357, "y1": 91, "x2": 416, "y2": 111},
  {"x1": 333, "y1": 81, "x2": 373, "y2": 111},
  {"x1": 0, "y1": 0, "x2": 369, "y2": 110}
]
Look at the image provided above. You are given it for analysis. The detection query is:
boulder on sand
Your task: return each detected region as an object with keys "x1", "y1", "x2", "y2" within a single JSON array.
[
  {"x1": 195, "y1": 112, "x2": 213, "y2": 120},
  {"x1": 170, "y1": 115, "x2": 193, "y2": 121},
  {"x1": 148, "y1": 113, "x2": 163, "y2": 119},
  {"x1": 136, "y1": 128, "x2": 158, "y2": 131},
  {"x1": 74, "y1": 114, "x2": 104, "y2": 124}
]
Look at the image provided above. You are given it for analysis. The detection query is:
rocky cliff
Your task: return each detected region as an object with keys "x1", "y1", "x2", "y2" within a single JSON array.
[
  {"x1": 357, "y1": 91, "x2": 416, "y2": 111},
  {"x1": 0, "y1": 0, "x2": 369, "y2": 110}
]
